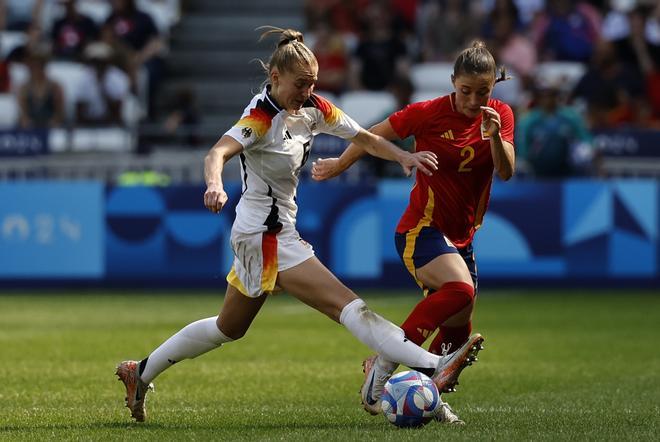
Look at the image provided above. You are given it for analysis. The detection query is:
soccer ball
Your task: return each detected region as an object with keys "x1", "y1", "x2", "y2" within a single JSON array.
[{"x1": 380, "y1": 370, "x2": 441, "y2": 428}]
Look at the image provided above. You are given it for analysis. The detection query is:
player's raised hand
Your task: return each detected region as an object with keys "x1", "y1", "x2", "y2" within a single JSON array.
[
  {"x1": 480, "y1": 106, "x2": 501, "y2": 137},
  {"x1": 204, "y1": 184, "x2": 228, "y2": 213},
  {"x1": 400, "y1": 150, "x2": 438, "y2": 177},
  {"x1": 311, "y1": 158, "x2": 342, "y2": 181}
]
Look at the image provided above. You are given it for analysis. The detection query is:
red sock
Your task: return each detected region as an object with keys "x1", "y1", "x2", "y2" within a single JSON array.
[
  {"x1": 400, "y1": 281, "x2": 474, "y2": 346},
  {"x1": 429, "y1": 322, "x2": 472, "y2": 355}
]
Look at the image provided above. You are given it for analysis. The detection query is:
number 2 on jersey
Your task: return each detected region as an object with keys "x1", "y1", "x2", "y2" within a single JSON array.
[{"x1": 458, "y1": 145, "x2": 474, "y2": 172}]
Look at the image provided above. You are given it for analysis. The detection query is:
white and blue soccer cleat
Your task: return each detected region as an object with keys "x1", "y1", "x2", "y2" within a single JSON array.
[{"x1": 360, "y1": 355, "x2": 396, "y2": 415}]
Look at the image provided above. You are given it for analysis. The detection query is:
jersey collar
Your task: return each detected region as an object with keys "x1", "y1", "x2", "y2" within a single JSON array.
[{"x1": 264, "y1": 84, "x2": 284, "y2": 113}]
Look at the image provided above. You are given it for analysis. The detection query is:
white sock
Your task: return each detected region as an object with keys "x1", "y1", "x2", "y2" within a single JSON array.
[
  {"x1": 139, "y1": 317, "x2": 233, "y2": 383},
  {"x1": 377, "y1": 356, "x2": 399, "y2": 375},
  {"x1": 339, "y1": 299, "x2": 439, "y2": 370}
]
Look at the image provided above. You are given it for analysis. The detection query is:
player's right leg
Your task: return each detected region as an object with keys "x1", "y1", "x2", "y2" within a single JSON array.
[
  {"x1": 276, "y1": 256, "x2": 443, "y2": 382},
  {"x1": 360, "y1": 355, "x2": 398, "y2": 415},
  {"x1": 116, "y1": 283, "x2": 266, "y2": 421}
]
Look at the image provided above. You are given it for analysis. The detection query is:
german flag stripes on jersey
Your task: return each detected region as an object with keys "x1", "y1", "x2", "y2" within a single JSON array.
[
  {"x1": 224, "y1": 85, "x2": 361, "y2": 236},
  {"x1": 223, "y1": 86, "x2": 360, "y2": 297}
]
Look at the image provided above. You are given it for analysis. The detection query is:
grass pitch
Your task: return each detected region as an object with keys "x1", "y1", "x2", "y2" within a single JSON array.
[{"x1": 0, "y1": 289, "x2": 659, "y2": 441}]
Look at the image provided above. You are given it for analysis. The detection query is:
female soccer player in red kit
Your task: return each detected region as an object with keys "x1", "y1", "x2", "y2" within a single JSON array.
[{"x1": 312, "y1": 41, "x2": 515, "y2": 422}]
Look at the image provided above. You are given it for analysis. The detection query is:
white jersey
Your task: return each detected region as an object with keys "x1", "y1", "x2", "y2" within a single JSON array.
[{"x1": 224, "y1": 86, "x2": 361, "y2": 234}]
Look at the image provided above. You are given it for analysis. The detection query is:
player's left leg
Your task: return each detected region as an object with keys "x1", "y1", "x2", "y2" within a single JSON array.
[
  {"x1": 358, "y1": 231, "x2": 480, "y2": 415},
  {"x1": 116, "y1": 284, "x2": 267, "y2": 421},
  {"x1": 392, "y1": 227, "x2": 475, "y2": 349},
  {"x1": 427, "y1": 243, "x2": 479, "y2": 357},
  {"x1": 276, "y1": 255, "x2": 440, "y2": 372},
  {"x1": 404, "y1": 239, "x2": 482, "y2": 393}
]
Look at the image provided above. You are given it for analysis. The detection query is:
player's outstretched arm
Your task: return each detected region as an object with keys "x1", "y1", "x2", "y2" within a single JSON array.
[
  {"x1": 312, "y1": 119, "x2": 437, "y2": 180},
  {"x1": 350, "y1": 128, "x2": 437, "y2": 177},
  {"x1": 204, "y1": 135, "x2": 243, "y2": 213},
  {"x1": 311, "y1": 118, "x2": 392, "y2": 181},
  {"x1": 311, "y1": 142, "x2": 365, "y2": 181}
]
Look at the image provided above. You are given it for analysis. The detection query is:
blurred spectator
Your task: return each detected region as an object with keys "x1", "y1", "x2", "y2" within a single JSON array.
[
  {"x1": 481, "y1": 0, "x2": 523, "y2": 37},
  {"x1": 418, "y1": 0, "x2": 477, "y2": 62},
  {"x1": 304, "y1": 0, "x2": 370, "y2": 34},
  {"x1": 163, "y1": 86, "x2": 200, "y2": 147},
  {"x1": 517, "y1": 80, "x2": 594, "y2": 177},
  {"x1": 391, "y1": 0, "x2": 419, "y2": 34},
  {"x1": 478, "y1": 0, "x2": 545, "y2": 27},
  {"x1": 51, "y1": 0, "x2": 99, "y2": 61},
  {"x1": 605, "y1": 3, "x2": 660, "y2": 125},
  {"x1": 486, "y1": 2, "x2": 537, "y2": 84},
  {"x1": 6, "y1": 22, "x2": 45, "y2": 64},
  {"x1": 533, "y1": 0, "x2": 601, "y2": 62},
  {"x1": 311, "y1": 18, "x2": 349, "y2": 95},
  {"x1": 76, "y1": 41, "x2": 130, "y2": 126},
  {"x1": 16, "y1": 48, "x2": 64, "y2": 128},
  {"x1": 626, "y1": 4, "x2": 660, "y2": 125},
  {"x1": 605, "y1": 2, "x2": 660, "y2": 67},
  {"x1": 571, "y1": 40, "x2": 645, "y2": 127},
  {"x1": 350, "y1": 2, "x2": 409, "y2": 90},
  {"x1": 514, "y1": 0, "x2": 545, "y2": 26},
  {"x1": 102, "y1": 0, "x2": 164, "y2": 117},
  {"x1": 0, "y1": 55, "x2": 9, "y2": 92}
]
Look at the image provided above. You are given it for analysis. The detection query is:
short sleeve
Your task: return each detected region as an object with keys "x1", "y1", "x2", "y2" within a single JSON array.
[
  {"x1": 389, "y1": 101, "x2": 430, "y2": 140},
  {"x1": 497, "y1": 102, "x2": 515, "y2": 145},
  {"x1": 308, "y1": 94, "x2": 361, "y2": 139},
  {"x1": 224, "y1": 96, "x2": 277, "y2": 150}
]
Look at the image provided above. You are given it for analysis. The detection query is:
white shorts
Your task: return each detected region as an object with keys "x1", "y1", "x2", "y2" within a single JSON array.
[{"x1": 226, "y1": 226, "x2": 315, "y2": 298}]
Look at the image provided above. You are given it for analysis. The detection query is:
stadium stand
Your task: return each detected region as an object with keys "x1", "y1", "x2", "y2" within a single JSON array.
[
  {"x1": 410, "y1": 62, "x2": 454, "y2": 97},
  {"x1": 339, "y1": 91, "x2": 396, "y2": 128},
  {"x1": 1, "y1": 0, "x2": 659, "y2": 182}
]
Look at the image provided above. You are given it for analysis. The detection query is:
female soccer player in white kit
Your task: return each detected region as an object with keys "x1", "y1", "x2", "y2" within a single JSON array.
[{"x1": 116, "y1": 27, "x2": 480, "y2": 423}]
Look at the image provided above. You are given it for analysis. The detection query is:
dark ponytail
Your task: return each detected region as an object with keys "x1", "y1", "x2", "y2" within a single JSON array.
[{"x1": 453, "y1": 40, "x2": 510, "y2": 83}]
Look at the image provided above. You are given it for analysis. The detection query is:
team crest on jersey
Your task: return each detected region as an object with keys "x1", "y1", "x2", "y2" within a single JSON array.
[{"x1": 242, "y1": 127, "x2": 253, "y2": 138}]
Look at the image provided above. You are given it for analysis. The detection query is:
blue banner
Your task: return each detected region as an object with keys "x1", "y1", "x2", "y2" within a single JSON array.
[
  {"x1": 0, "y1": 182, "x2": 104, "y2": 277},
  {"x1": 0, "y1": 129, "x2": 49, "y2": 156},
  {"x1": 0, "y1": 179, "x2": 657, "y2": 286},
  {"x1": 104, "y1": 185, "x2": 239, "y2": 281},
  {"x1": 593, "y1": 128, "x2": 660, "y2": 158}
]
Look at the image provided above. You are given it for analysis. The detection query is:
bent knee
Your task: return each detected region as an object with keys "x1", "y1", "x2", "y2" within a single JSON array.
[{"x1": 216, "y1": 317, "x2": 247, "y2": 341}]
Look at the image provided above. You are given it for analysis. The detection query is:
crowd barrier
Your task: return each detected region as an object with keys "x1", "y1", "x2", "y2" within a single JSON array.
[{"x1": 0, "y1": 178, "x2": 657, "y2": 288}]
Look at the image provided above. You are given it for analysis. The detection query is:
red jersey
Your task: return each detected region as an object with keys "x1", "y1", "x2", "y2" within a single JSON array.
[{"x1": 389, "y1": 93, "x2": 515, "y2": 248}]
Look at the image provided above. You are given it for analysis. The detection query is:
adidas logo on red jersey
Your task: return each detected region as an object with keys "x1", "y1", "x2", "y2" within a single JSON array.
[{"x1": 440, "y1": 130, "x2": 454, "y2": 140}]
